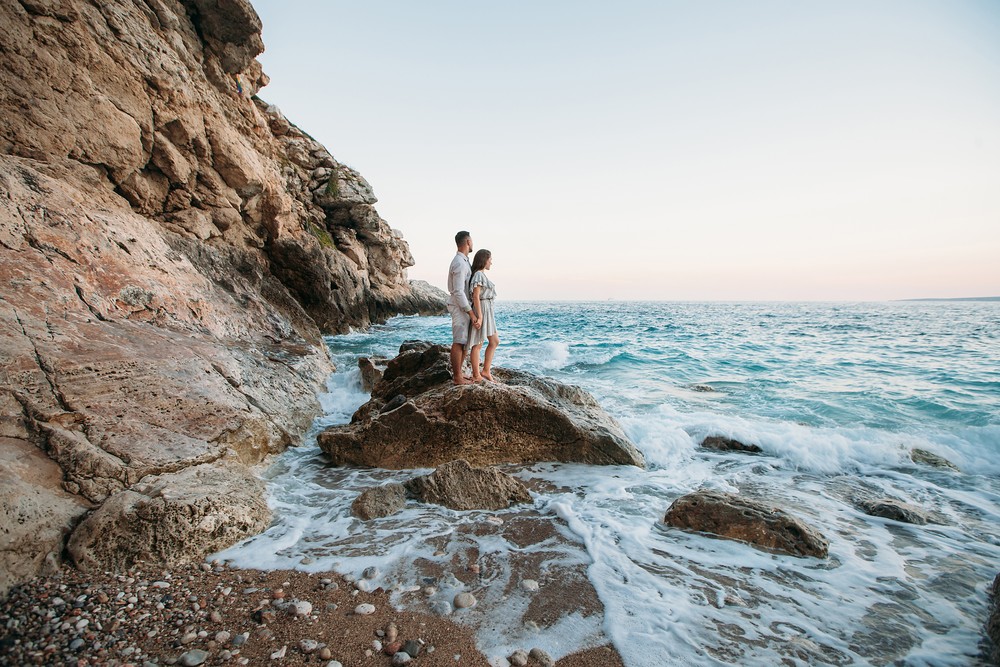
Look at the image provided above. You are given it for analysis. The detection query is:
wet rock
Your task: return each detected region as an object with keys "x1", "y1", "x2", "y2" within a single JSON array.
[
  {"x1": 430, "y1": 600, "x2": 452, "y2": 616},
  {"x1": 358, "y1": 356, "x2": 389, "y2": 393},
  {"x1": 352, "y1": 483, "x2": 407, "y2": 520},
  {"x1": 910, "y1": 448, "x2": 959, "y2": 471},
  {"x1": 986, "y1": 572, "x2": 1000, "y2": 665},
  {"x1": 362, "y1": 566, "x2": 379, "y2": 580},
  {"x1": 453, "y1": 592, "x2": 477, "y2": 609},
  {"x1": 405, "y1": 460, "x2": 532, "y2": 511},
  {"x1": 509, "y1": 649, "x2": 529, "y2": 666},
  {"x1": 319, "y1": 342, "x2": 645, "y2": 469},
  {"x1": 529, "y1": 647, "x2": 555, "y2": 666},
  {"x1": 700, "y1": 435, "x2": 763, "y2": 454},
  {"x1": 663, "y1": 490, "x2": 829, "y2": 558},
  {"x1": 855, "y1": 497, "x2": 929, "y2": 525}
]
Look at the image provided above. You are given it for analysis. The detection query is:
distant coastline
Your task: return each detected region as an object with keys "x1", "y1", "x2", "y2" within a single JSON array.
[{"x1": 899, "y1": 296, "x2": 1000, "y2": 302}]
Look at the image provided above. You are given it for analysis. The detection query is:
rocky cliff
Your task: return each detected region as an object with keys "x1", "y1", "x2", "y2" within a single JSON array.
[{"x1": 0, "y1": 0, "x2": 445, "y2": 594}]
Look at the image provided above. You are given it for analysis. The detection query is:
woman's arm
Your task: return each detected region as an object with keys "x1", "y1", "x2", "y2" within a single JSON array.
[{"x1": 471, "y1": 286, "x2": 482, "y2": 325}]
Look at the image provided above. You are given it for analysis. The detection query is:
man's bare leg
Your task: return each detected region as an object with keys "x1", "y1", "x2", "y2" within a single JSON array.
[{"x1": 451, "y1": 343, "x2": 470, "y2": 385}]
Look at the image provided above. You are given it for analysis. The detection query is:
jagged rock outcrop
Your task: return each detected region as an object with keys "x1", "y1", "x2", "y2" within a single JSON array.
[
  {"x1": 318, "y1": 341, "x2": 645, "y2": 469},
  {"x1": 0, "y1": 0, "x2": 445, "y2": 592},
  {"x1": 987, "y1": 573, "x2": 1000, "y2": 665},
  {"x1": 910, "y1": 448, "x2": 959, "y2": 471},
  {"x1": 663, "y1": 490, "x2": 829, "y2": 558}
]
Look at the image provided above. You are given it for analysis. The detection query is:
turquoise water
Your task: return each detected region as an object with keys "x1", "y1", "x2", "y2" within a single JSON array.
[{"x1": 219, "y1": 301, "x2": 1000, "y2": 665}]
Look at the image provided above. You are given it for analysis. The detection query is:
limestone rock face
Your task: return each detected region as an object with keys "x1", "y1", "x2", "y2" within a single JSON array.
[
  {"x1": 0, "y1": 0, "x2": 444, "y2": 592},
  {"x1": 318, "y1": 342, "x2": 645, "y2": 469},
  {"x1": 663, "y1": 490, "x2": 829, "y2": 558},
  {"x1": 67, "y1": 462, "x2": 269, "y2": 571},
  {"x1": 404, "y1": 460, "x2": 532, "y2": 511}
]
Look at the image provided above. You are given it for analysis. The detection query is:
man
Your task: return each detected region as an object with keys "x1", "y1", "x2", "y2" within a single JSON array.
[{"x1": 447, "y1": 231, "x2": 480, "y2": 385}]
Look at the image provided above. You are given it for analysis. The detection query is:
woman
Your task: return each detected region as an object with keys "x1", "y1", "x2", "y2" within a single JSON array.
[{"x1": 466, "y1": 249, "x2": 499, "y2": 382}]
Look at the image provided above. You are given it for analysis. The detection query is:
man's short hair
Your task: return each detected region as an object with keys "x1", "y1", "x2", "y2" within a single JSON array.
[{"x1": 455, "y1": 231, "x2": 471, "y2": 247}]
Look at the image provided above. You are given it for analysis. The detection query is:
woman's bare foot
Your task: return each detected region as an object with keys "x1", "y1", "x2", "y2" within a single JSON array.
[
  {"x1": 471, "y1": 374, "x2": 484, "y2": 383},
  {"x1": 482, "y1": 371, "x2": 495, "y2": 382}
]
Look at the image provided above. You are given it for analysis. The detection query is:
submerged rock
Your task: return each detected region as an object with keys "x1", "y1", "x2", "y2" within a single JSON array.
[
  {"x1": 351, "y1": 483, "x2": 406, "y2": 520},
  {"x1": 910, "y1": 448, "x2": 959, "y2": 471},
  {"x1": 663, "y1": 490, "x2": 829, "y2": 558},
  {"x1": 358, "y1": 356, "x2": 389, "y2": 393},
  {"x1": 700, "y1": 435, "x2": 763, "y2": 454},
  {"x1": 855, "y1": 497, "x2": 929, "y2": 525},
  {"x1": 318, "y1": 342, "x2": 645, "y2": 469},
  {"x1": 405, "y1": 459, "x2": 532, "y2": 511}
]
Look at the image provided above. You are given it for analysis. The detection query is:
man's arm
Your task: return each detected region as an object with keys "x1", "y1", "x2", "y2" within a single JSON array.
[{"x1": 449, "y1": 263, "x2": 473, "y2": 313}]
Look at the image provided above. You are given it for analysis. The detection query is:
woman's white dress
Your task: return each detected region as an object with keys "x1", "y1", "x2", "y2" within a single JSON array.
[{"x1": 466, "y1": 270, "x2": 496, "y2": 348}]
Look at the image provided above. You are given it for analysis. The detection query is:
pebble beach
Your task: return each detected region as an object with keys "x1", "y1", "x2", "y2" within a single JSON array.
[{"x1": 0, "y1": 564, "x2": 622, "y2": 667}]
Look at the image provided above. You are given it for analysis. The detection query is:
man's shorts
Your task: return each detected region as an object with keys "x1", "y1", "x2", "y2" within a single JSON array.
[{"x1": 447, "y1": 304, "x2": 470, "y2": 345}]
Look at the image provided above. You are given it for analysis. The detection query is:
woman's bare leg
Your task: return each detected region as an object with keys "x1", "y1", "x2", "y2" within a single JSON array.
[
  {"x1": 469, "y1": 343, "x2": 483, "y2": 381},
  {"x1": 482, "y1": 335, "x2": 499, "y2": 381}
]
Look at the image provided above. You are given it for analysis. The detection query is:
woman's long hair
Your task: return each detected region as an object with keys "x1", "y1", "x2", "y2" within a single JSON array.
[{"x1": 471, "y1": 249, "x2": 491, "y2": 275}]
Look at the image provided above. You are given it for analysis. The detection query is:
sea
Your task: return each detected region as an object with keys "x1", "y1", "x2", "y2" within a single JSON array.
[{"x1": 216, "y1": 301, "x2": 1000, "y2": 666}]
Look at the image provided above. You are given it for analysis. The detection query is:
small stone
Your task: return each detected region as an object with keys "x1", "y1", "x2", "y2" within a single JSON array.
[
  {"x1": 529, "y1": 647, "x2": 555, "y2": 667},
  {"x1": 270, "y1": 645, "x2": 287, "y2": 660},
  {"x1": 402, "y1": 639, "x2": 422, "y2": 657},
  {"x1": 220, "y1": 649, "x2": 232, "y2": 661},
  {"x1": 201, "y1": 563, "x2": 212, "y2": 572},
  {"x1": 300, "y1": 556, "x2": 314, "y2": 565},
  {"x1": 318, "y1": 647, "x2": 332, "y2": 660},
  {"x1": 355, "y1": 579, "x2": 375, "y2": 593},
  {"x1": 221, "y1": 587, "x2": 233, "y2": 596},
  {"x1": 453, "y1": 592, "x2": 476, "y2": 609},
  {"x1": 325, "y1": 662, "x2": 343, "y2": 667},
  {"x1": 210, "y1": 610, "x2": 223, "y2": 623},
  {"x1": 354, "y1": 603, "x2": 376, "y2": 615},
  {"x1": 69, "y1": 638, "x2": 85, "y2": 651},
  {"x1": 75, "y1": 618, "x2": 89, "y2": 630},
  {"x1": 508, "y1": 650, "x2": 528, "y2": 667},
  {"x1": 300, "y1": 639, "x2": 319, "y2": 653},
  {"x1": 153, "y1": 581, "x2": 171, "y2": 589},
  {"x1": 233, "y1": 632, "x2": 249, "y2": 646},
  {"x1": 179, "y1": 649, "x2": 209, "y2": 667},
  {"x1": 486, "y1": 516, "x2": 504, "y2": 525},
  {"x1": 383, "y1": 640, "x2": 402, "y2": 655},
  {"x1": 372, "y1": 639, "x2": 383, "y2": 652},
  {"x1": 180, "y1": 631, "x2": 197, "y2": 644},
  {"x1": 422, "y1": 586, "x2": 436, "y2": 597},
  {"x1": 520, "y1": 579, "x2": 539, "y2": 592},
  {"x1": 385, "y1": 623, "x2": 398, "y2": 642},
  {"x1": 273, "y1": 589, "x2": 285, "y2": 600},
  {"x1": 215, "y1": 631, "x2": 231, "y2": 644},
  {"x1": 362, "y1": 566, "x2": 379, "y2": 580},
  {"x1": 289, "y1": 600, "x2": 312, "y2": 617},
  {"x1": 391, "y1": 652, "x2": 412, "y2": 665}
]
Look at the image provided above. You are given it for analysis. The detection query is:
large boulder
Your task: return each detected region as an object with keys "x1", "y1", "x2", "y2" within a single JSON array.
[
  {"x1": 663, "y1": 490, "x2": 829, "y2": 558},
  {"x1": 318, "y1": 342, "x2": 645, "y2": 469},
  {"x1": 405, "y1": 459, "x2": 532, "y2": 511},
  {"x1": 67, "y1": 461, "x2": 269, "y2": 571}
]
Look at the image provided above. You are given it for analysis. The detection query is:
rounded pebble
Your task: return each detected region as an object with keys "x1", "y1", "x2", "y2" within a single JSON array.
[
  {"x1": 508, "y1": 650, "x2": 529, "y2": 667},
  {"x1": 179, "y1": 649, "x2": 209, "y2": 667},
  {"x1": 289, "y1": 600, "x2": 312, "y2": 617},
  {"x1": 402, "y1": 639, "x2": 422, "y2": 657},
  {"x1": 453, "y1": 592, "x2": 477, "y2": 609},
  {"x1": 385, "y1": 622, "x2": 398, "y2": 642},
  {"x1": 215, "y1": 631, "x2": 231, "y2": 644},
  {"x1": 354, "y1": 603, "x2": 376, "y2": 615},
  {"x1": 521, "y1": 579, "x2": 540, "y2": 592},
  {"x1": 362, "y1": 566, "x2": 379, "y2": 580},
  {"x1": 300, "y1": 639, "x2": 319, "y2": 653},
  {"x1": 318, "y1": 647, "x2": 332, "y2": 660},
  {"x1": 392, "y1": 652, "x2": 412, "y2": 665}
]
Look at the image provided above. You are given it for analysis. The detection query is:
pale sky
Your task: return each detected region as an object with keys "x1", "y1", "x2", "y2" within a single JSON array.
[{"x1": 250, "y1": 1, "x2": 1000, "y2": 301}]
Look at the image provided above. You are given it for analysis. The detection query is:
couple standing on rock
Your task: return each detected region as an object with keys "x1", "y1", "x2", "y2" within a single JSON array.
[{"x1": 447, "y1": 231, "x2": 499, "y2": 385}]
